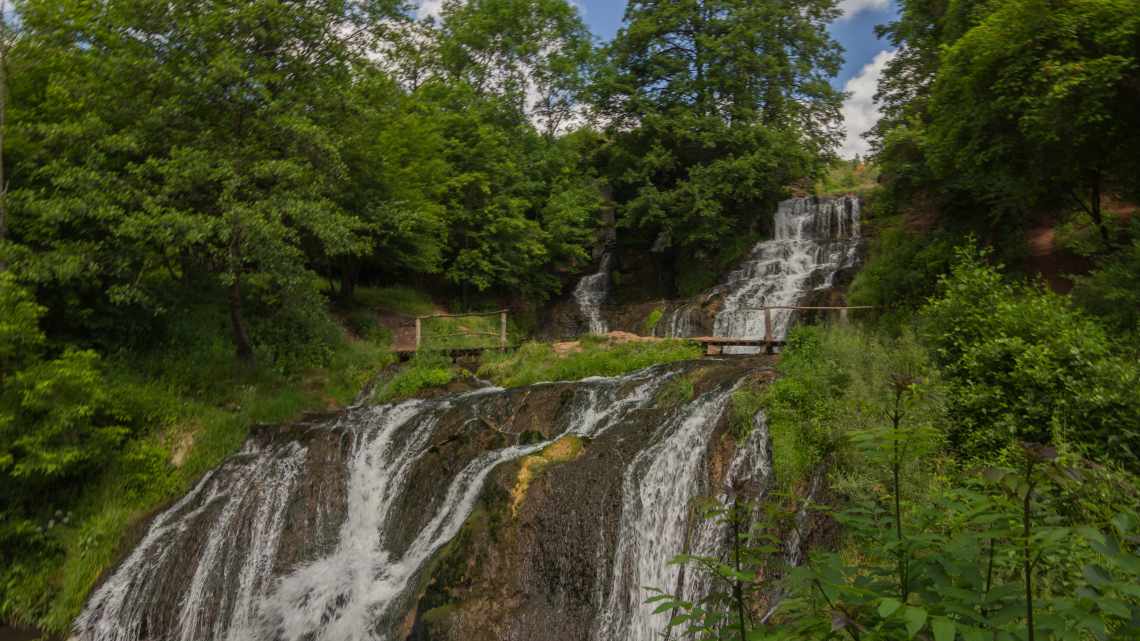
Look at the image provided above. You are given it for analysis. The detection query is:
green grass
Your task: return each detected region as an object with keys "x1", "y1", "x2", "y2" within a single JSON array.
[
  {"x1": 643, "y1": 308, "x2": 664, "y2": 335},
  {"x1": 656, "y1": 375, "x2": 696, "y2": 408},
  {"x1": 478, "y1": 337, "x2": 702, "y2": 388},
  {"x1": 373, "y1": 351, "x2": 459, "y2": 403},
  {"x1": 815, "y1": 160, "x2": 880, "y2": 197},
  {"x1": 354, "y1": 285, "x2": 437, "y2": 317},
  {"x1": 419, "y1": 314, "x2": 525, "y2": 351},
  {"x1": 9, "y1": 330, "x2": 394, "y2": 633}
]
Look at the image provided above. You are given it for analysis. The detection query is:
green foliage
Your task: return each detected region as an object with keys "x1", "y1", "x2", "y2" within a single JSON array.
[
  {"x1": 657, "y1": 376, "x2": 696, "y2": 409},
  {"x1": 921, "y1": 246, "x2": 1140, "y2": 464},
  {"x1": 354, "y1": 286, "x2": 438, "y2": 318},
  {"x1": 654, "y1": 322, "x2": 1140, "y2": 641},
  {"x1": 848, "y1": 226, "x2": 961, "y2": 329},
  {"x1": 0, "y1": 283, "x2": 394, "y2": 630},
  {"x1": 761, "y1": 325, "x2": 942, "y2": 491},
  {"x1": 729, "y1": 387, "x2": 766, "y2": 441},
  {"x1": 596, "y1": 0, "x2": 843, "y2": 293},
  {"x1": 816, "y1": 160, "x2": 880, "y2": 197},
  {"x1": 478, "y1": 338, "x2": 701, "y2": 388},
  {"x1": 643, "y1": 308, "x2": 665, "y2": 336},
  {"x1": 1071, "y1": 236, "x2": 1140, "y2": 337},
  {"x1": 925, "y1": 0, "x2": 1140, "y2": 220},
  {"x1": 373, "y1": 352, "x2": 458, "y2": 404},
  {"x1": 874, "y1": 0, "x2": 1140, "y2": 236}
]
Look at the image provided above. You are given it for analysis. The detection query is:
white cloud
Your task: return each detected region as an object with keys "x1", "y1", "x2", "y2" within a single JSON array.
[
  {"x1": 839, "y1": 49, "x2": 895, "y2": 159},
  {"x1": 416, "y1": 0, "x2": 445, "y2": 19},
  {"x1": 837, "y1": 0, "x2": 890, "y2": 20}
]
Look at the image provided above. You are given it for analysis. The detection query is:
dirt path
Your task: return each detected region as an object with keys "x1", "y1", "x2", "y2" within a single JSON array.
[{"x1": 378, "y1": 312, "x2": 418, "y2": 352}]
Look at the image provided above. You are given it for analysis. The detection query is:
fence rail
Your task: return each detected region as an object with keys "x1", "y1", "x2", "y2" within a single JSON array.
[{"x1": 414, "y1": 310, "x2": 509, "y2": 351}]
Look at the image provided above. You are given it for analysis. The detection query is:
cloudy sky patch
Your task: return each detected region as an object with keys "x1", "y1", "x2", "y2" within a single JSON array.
[{"x1": 839, "y1": 49, "x2": 895, "y2": 158}]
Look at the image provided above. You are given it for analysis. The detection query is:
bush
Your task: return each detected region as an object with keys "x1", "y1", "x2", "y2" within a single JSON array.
[
  {"x1": 373, "y1": 352, "x2": 457, "y2": 403},
  {"x1": 643, "y1": 308, "x2": 664, "y2": 336},
  {"x1": 1071, "y1": 236, "x2": 1140, "y2": 339},
  {"x1": 848, "y1": 226, "x2": 960, "y2": 329},
  {"x1": 922, "y1": 246, "x2": 1140, "y2": 464},
  {"x1": 761, "y1": 324, "x2": 942, "y2": 491}
]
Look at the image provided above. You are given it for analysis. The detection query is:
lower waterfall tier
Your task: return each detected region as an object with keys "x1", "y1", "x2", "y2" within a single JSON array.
[{"x1": 76, "y1": 358, "x2": 777, "y2": 641}]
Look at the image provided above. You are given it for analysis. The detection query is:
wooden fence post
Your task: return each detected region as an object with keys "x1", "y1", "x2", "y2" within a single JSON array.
[
  {"x1": 500, "y1": 311, "x2": 508, "y2": 351},
  {"x1": 415, "y1": 317, "x2": 422, "y2": 350}
]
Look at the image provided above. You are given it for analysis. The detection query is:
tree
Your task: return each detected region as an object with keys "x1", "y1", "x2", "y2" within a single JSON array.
[
  {"x1": 596, "y1": 0, "x2": 843, "y2": 290},
  {"x1": 9, "y1": 0, "x2": 403, "y2": 362},
  {"x1": 435, "y1": 0, "x2": 597, "y2": 135}
]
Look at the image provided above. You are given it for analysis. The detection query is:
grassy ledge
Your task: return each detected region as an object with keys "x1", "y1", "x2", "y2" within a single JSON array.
[{"x1": 478, "y1": 336, "x2": 702, "y2": 388}]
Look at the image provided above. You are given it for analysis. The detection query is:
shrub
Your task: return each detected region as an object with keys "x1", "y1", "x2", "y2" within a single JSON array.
[
  {"x1": 643, "y1": 308, "x2": 664, "y2": 336},
  {"x1": 1071, "y1": 236, "x2": 1140, "y2": 339},
  {"x1": 374, "y1": 352, "x2": 457, "y2": 403},
  {"x1": 922, "y1": 246, "x2": 1140, "y2": 464}
]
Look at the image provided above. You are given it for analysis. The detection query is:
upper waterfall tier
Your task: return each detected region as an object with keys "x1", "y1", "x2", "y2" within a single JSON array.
[
  {"x1": 573, "y1": 251, "x2": 613, "y2": 335},
  {"x1": 714, "y1": 196, "x2": 862, "y2": 346}
]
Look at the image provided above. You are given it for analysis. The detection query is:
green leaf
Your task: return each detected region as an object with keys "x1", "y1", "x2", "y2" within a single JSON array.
[
  {"x1": 932, "y1": 617, "x2": 956, "y2": 641},
  {"x1": 1082, "y1": 564, "x2": 1112, "y2": 587},
  {"x1": 904, "y1": 606, "x2": 928, "y2": 639},
  {"x1": 960, "y1": 625, "x2": 987, "y2": 641},
  {"x1": 878, "y1": 598, "x2": 904, "y2": 618}
]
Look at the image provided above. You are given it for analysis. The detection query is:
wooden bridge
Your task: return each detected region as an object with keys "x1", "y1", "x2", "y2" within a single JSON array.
[
  {"x1": 395, "y1": 310, "x2": 510, "y2": 360},
  {"x1": 691, "y1": 305, "x2": 875, "y2": 355},
  {"x1": 395, "y1": 305, "x2": 874, "y2": 360}
]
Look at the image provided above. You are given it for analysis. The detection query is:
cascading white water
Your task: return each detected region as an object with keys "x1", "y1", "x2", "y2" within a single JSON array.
[
  {"x1": 75, "y1": 369, "x2": 677, "y2": 641},
  {"x1": 573, "y1": 251, "x2": 614, "y2": 334},
  {"x1": 76, "y1": 441, "x2": 308, "y2": 641},
  {"x1": 655, "y1": 304, "x2": 698, "y2": 338},
  {"x1": 593, "y1": 383, "x2": 764, "y2": 641},
  {"x1": 714, "y1": 197, "x2": 861, "y2": 350}
]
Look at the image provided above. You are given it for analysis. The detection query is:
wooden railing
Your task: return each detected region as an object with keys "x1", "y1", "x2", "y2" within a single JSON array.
[
  {"x1": 733, "y1": 305, "x2": 876, "y2": 343},
  {"x1": 414, "y1": 310, "x2": 509, "y2": 351}
]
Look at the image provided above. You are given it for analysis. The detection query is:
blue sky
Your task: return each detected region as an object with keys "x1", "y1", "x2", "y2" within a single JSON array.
[{"x1": 416, "y1": 0, "x2": 898, "y2": 156}]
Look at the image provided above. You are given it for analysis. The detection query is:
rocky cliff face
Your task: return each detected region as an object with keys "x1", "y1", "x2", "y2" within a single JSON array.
[{"x1": 76, "y1": 358, "x2": 778, "y2": 641}]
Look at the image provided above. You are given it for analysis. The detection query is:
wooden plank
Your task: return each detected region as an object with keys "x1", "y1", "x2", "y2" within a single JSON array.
[
  {"x1": 500, "y1": 311, "x2": 508, "y2": 351},
  {"x1": 689, "y1": 337, "x2": 775, "y2": 346},
  {"x1": 735, "y1": 305, "x2": 877, "y2": 311},
  {"x1": 414, "y1": 317, "x2": 421, "y2": 349},
  {"x1": 417, "y1": 309, "x2": 510, "y2": 320}
]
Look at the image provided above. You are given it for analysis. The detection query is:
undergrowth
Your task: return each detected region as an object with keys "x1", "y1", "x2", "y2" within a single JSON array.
[
  {"x1": 478, "y1": 337, "x2": 701, "y2": 388},
  {"x1": 2, "y1": 306, "x2": 394, "y2": 633},
  {"x1": 373, "y1": 352, "x2": 459, "y2": 403}
]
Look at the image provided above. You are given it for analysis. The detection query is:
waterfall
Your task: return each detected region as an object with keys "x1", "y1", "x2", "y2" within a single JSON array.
[
  {"x1": 592, "y1": 382, "x2": 771, "y2": 641},
  {"x1": 656, "y1": 304, "x2": 698, "y2": 339},
  {"x1": 714, "y1": 197, "x2": 861, "y2": 350},
  {"x1": 75, "y1": 368, "x2": 680, "y2": 641},
  {"x1": 573, "y1": 251, "x2": 613, "y2": 334}
]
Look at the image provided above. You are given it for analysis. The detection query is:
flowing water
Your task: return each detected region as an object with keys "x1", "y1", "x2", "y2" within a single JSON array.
[
  {"x1": 593, "y1": 391, "x2": 771, "y2": 641},
  {"x1": 80, "y1": 200, "x2": 856, "y2": 641},
  {"x1": 84, "y1": 364, "x2": 761, "y2": 638},
  {"x1": 713, "y1": 197, "x2": 861, "y2": 348},
  {"x1": 574, "y1": 251, "x2": 613, "y2": 334}
]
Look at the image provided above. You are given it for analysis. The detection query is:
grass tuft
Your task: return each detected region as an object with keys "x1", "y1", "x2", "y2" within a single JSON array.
[{"x1": 478, "y1": 338, "x2": 701, "y2": 388}]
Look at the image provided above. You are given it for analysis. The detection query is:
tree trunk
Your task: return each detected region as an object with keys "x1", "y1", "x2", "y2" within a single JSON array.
[
  {"x1": 227, "y1": 235, "x2": 254, "y2": 365},
  {"x1": 1091, "y1": 173, "x2": 1109, "y2": 246},
  {"x1": 338, "y1": 261, "x2": 359, "y2": 303},
  {"x1": 228, "y1": 273, "x2": 255, "y2": 365}
]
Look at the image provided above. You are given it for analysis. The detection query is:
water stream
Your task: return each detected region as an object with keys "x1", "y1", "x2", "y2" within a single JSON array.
[
  {"x1": 714, "y1": 197, "x2": 861, "y2": 348},
  {"x1": 77, "y1": 369, "x2": 687, "y2": 641},
  {"x1": 573, "y1": 251, "x2": 613, "y2": 335}
]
